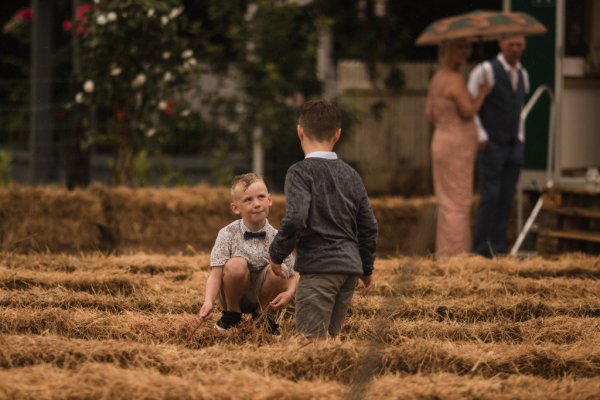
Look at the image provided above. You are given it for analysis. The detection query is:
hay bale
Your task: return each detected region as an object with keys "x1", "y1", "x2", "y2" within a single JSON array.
[
  {"x1": 0, "y1": 184, "x2": 439, "y2": 255},
  {"x1": 371, "y1": 196, "x2": 437, "y2": 256},
  {"x1": 88, "y1": 183, "x2": 233, "y2": 253},
  {"x1": 0, "y1": 186, "x2": 104, "y2": 252}
]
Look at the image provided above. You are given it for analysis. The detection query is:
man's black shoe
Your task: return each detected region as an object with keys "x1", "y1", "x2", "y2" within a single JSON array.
[{"x1": 215, "y1": 311, "x2": 242, "y2": 332}]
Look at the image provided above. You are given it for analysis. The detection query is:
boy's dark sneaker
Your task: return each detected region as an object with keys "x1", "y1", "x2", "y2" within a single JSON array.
[
  {"x1": 250, "y1": 309, "x2": 281, "y2": 337},
  {"x1": 264, "y1": 314, "x2": 280, "y2": 337},
  {"x1": 215, "y1": 311, "x2": 242, "y2": 332},
  {"x1": 254, "y1": 312, "x2": 280, "y2": 337}
]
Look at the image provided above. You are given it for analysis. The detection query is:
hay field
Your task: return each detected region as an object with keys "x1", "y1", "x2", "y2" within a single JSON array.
[{"x1": 1, "y1": 252, "x2": 599, "y2": 399}]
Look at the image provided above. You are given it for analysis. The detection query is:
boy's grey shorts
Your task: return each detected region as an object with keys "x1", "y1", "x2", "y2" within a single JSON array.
[
  {"x1": 295, "y1": 273, "x2": 358, "y2": 338},
  {"x1": 218, "y1": 266, "x2": 269, "y2": 313}
]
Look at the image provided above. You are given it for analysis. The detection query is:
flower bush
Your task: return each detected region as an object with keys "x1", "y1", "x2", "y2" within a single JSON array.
[
  {"x1": 62, "y1": 3, "x2": 93, "y2": 35},
  {"x1": 2, "y1": 8, "x2": 32, "y2": 43},
  {"x1": 72, "y1": 0, "x2": 199, "y2": 185}
]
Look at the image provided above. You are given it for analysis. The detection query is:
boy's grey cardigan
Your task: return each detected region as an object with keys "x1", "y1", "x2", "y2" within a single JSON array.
[{"x1": 269, "y1": 157, "x2": 378, "y2": 276}]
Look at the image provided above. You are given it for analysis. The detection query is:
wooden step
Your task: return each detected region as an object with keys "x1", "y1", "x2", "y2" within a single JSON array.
[
  {"x1": 543, "y1": 187, "x2": 600, "y2": 209},
  {"x1": 542, "y1": 206, "x2": 600, "y2": 219},
  {"x1": 538, "y1": 228, "x2": 600, "y2": 244}
]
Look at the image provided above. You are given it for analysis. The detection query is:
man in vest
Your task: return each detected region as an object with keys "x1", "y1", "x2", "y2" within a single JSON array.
[{"x1": 467, "y1": 35, "x2": 529, "y2": 257}]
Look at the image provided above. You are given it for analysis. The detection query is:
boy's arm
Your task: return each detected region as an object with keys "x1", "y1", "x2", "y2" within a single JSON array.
[
  {"x1": 357, "y1": 191, "x2": 378, "y2": 295},
  {"x1": 271, "y1": 252, "x2": 295, "y2": 279},
  {"x1": 198, "y1": 266, "x2": 223, "y2": 320},
  {"x1": 357, "y1": 190, "x2": 378, "y2": 274},
  {"x1": 199, "y1": 229, "x2": 230, "y2": 320},
  {"x1": 269, "y1": 167, "x2": 310, "y2": 264},
  {"x1": 269, "y1": 273, "x2": 298, "y2": 309}
]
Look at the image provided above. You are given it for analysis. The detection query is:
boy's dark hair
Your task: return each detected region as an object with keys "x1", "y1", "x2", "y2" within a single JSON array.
[
  {"x1": 230, "y1": 173, "x2": 265, "y2": 199},
  {"x1": 298, "y1": 100, "x2": 341, "y2": 142}
]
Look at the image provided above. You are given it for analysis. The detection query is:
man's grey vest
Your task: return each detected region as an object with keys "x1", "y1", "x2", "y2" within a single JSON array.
[{"x1": 478, "y1": 58, "x2": 526, "y2": 145}]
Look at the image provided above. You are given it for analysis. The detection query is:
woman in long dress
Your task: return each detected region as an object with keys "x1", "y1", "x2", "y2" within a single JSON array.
[{"x1": 426, "y1": 39, "x2": 490, "y2": 257}]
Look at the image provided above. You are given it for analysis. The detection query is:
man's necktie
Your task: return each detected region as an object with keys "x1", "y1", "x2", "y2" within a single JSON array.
[
  {"x1": 510, "y1": 68, "x2": 518, "y2": 91},
  {"x1": 244, "y1": 231, "x2": 266, "y2": 240}
]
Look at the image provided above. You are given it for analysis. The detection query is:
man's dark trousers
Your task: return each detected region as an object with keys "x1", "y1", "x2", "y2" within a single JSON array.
[{"x1": 473, "y1": 140, "x2": 524, "y2": 257}]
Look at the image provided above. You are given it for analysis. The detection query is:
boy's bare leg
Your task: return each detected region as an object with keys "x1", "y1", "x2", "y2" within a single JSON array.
[
  {"x1": 222, "y1": 257, "x2": 249, "y2": 312},
  {"x1": 258, "y1": 266, "x2": 288, "y2": 311}
]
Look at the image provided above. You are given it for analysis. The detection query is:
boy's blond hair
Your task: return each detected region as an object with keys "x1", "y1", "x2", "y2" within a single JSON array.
[
  {"x1": 298, "y1": 100, "x2": 341, "y2": 142},
  {"x1": 230, "y1": 173, "x2": 265, "y2": 199}
]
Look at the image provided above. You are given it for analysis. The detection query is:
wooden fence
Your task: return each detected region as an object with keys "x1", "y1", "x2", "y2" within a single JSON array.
[{"x1": 337, "y1": 61, "x2": 437, "y2": 196}]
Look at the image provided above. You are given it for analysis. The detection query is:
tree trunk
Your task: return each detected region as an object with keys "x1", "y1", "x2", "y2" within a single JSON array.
[{"x1": 111, "y1": 125, "x2": 135, "y2": 186}]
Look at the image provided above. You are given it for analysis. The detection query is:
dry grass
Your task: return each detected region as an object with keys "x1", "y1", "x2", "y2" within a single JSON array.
[{"x1": 0, "y1": 251, "x2": 599, "y2": 399}]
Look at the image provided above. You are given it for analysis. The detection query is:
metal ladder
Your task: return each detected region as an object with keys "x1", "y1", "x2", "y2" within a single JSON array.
[{"x1": 510, "y1": 84, "x2": 556, "y2": 256}]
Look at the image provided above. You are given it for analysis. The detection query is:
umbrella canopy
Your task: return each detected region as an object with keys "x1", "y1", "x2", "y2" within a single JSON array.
[{"x1": 415, "y1": 10, "x2": 547, "y2": 46}]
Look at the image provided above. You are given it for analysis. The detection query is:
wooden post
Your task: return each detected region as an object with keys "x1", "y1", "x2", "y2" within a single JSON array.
[
  {"x1": 30, "y1": 0, "x2": 56, "y2": 183},
  {"x1": 66, "y1": 0, "x2": 91, "y2": 189},
  {"x1": 316, "y1": 21, "x2": 336, "y2": 101}
]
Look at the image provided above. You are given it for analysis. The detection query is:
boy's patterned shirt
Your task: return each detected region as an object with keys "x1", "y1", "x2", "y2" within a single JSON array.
[{"x1": 210, "y1": 219, "x2": 295, "y2": 277}]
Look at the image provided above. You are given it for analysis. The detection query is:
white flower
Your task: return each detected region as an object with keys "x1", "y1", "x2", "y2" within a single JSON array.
[
  {"x1": 169, "y1": 7, "x2": 183, "y2": 19},
  {"x1": 180, "y1": 109, "x2": 190, "y2": 117},
  {"x1": 147, "y1": 8, "x2": 155, "y2": 18},
  {"x1": 181, "y1": 49, "x2": 193, "y2": 59},
  {"x1": 110, "y1": 67, "x2": 122, "y2": 76},
  {"x1": 107, "y1": 12, "x2": 117, "y2": 22},
  {"x1": 185, "y1": 58, "x2": 197, "y2": 67},
  {"x1": 244, "y1": 3, "x2": 259, "y2": 21},
  {"x1": 93, "y1": 0, "x2": 100, "y2": 4},
  {"x1": 158, "y1": 101, "x2": 167, "y2": 110},
  {"x1": 83, "y1": 80, "x2": 94, "y2": 93},
  {"x1": 145, "y1": 128, "x2": 156, "y2": 137},
  {"x1": 161, "y1": 16, "x2": 169, "y2": 26},
  {"x1": 96, "y1": 14, "x2": 107, "y2": 25},
  {"x1": 162, "y1": 51, "x2": 171, "y2": 60},
  {"x1": 75, "y1": 92, "x2": 84, "y2": 103},
  {"x1": 131, "y1": 74, "x2": 146, "y2": 88},
  {"x1": 163, "y1": 71, "x2": 173, "y2": 82}
]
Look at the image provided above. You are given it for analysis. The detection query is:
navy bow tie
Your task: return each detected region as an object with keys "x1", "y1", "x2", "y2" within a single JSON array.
[{"x1": 244, "y1": 231, "x2": 266, "y2": 240}]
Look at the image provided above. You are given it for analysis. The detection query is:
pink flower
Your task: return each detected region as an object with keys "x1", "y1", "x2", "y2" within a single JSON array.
[
  {"x1": 63, "y1": 3, "x2": 94, "y2": 35},
  {"x1": 3, "y1": 8, "x2": 33, "y2": 40},
  {"x1": 115, "y1": 109, "x2": 127, "y2": 121},
  {"x1": 75, "y1": 3, "x2": 92, "y2": 19},
  {"x1": 164, "y1": 98, "x2": 176, "y2": 117},
  {"x1": 13, "y1": 8, "x2": 33, "y2": 22}
]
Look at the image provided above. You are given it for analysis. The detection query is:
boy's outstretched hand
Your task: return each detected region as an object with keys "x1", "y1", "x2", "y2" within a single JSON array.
[
  {"x1": 269, "y1": 289, "x2": 294, "y2": 309},
  {"x1": 198, "y1": 301, "x2": 213, "y2": 321},
  {"x1": 269, "y1": 262, "x2": 286, "y2": 279},
  {"x1": 360, "y1": 275, "x2": 374, "y2": 295}
]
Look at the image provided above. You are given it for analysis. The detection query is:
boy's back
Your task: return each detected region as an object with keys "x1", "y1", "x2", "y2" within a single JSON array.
[{"x1": 270, "y1": 156, "x2": 377, "y2": 276}]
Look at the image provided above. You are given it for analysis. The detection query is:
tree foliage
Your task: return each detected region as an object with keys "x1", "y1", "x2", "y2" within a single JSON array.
[{"x1": 75, "y1": 0, "x2": 201, "y2": 185}]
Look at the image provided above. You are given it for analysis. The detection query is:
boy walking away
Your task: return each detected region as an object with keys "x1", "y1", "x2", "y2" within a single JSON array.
[
  {"x1": 198, "y1": 173, "x2": 296, "y2": 336},
  {"x1": 269, "y1": 100, "x2": 378, "y2": 339}
]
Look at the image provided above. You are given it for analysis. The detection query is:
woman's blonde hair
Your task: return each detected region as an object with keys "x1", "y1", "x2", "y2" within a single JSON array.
[{"x1": 438, "y1": 39, "x2": 471, "y2": 65}]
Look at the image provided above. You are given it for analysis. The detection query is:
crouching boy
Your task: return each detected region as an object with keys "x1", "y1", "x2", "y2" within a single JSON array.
[{"x1": 198, "y1": 173, "x2": 296, "y2": 335}]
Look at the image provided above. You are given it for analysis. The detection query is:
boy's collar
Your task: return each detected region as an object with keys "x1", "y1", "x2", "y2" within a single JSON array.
[
  {"x1": 305, "y1": 151, "x2": 338, "y2": 159},
  {"x1": 240, "y1": 219, "x2": 268, "y2": 233}
]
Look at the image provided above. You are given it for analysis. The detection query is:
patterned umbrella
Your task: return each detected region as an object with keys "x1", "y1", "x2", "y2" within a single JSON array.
[{"x1": 415, "y1": 10, "x2": 547, "y2": 46}]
